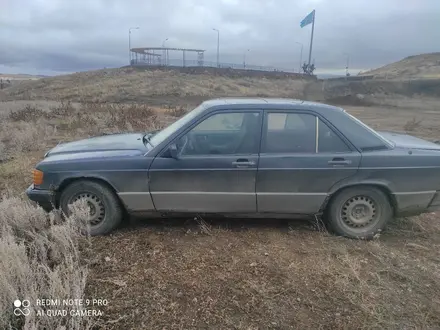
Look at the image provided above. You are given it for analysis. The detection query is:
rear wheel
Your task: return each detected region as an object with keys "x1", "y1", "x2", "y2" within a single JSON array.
[
  {"x1": 59, "y1": 180, "x2": 123, "y2": 236},
  {"x1": 326, "y1": 186, "x2": 392, "y2": 239}
]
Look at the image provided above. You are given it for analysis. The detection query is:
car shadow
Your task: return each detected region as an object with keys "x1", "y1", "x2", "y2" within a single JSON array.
[{"x1": 119, "y1": 214, "x2": 322, "y2": 234}]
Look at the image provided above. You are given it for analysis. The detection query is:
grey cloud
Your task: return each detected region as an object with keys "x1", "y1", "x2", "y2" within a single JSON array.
[{"x1": 0, "y1": 0, "x2": 439, "y2": 75}]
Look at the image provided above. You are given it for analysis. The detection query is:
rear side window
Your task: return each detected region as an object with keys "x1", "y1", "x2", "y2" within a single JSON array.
[
  {"x1": 318, "y1": 119, "x2": 350, "y2": 153},
  {"x1": 267, "y1": 113, "x2": 309, "y2": 130},
  {"x1": 263, "y1": 113, "x2": 316, "y2": 153},
  {"x1": 337, "y1": 112, "x2": 389, "y2": 151}
]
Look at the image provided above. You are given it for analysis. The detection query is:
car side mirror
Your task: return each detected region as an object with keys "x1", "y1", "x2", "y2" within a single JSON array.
[{"x1": 168, "y1": 143, "x2": 179, "y2": 159}]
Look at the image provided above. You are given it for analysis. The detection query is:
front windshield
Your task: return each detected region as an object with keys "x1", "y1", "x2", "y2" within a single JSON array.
[{"x1": 149, "y1": 103, "x2": 206, "y2": 147}]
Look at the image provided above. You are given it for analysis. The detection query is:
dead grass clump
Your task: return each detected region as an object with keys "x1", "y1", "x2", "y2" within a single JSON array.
[
  {"x1": 0, "y1": 121, "x2": 55, "y2": 153},
  {"x1": 165, "y1": 105, "x2": 187, "y2": 118},
  {"x1": 194, "y1": 215, "x2": 212, "y2": 235},
  {"x1": 0, "y1": 141, "x2": 5, "y2": 162},
  {"x1": 15, "y1": 123, "x2": 53, "y2": 153},
  {"x1": 0, "y1": 196, "x2": 92, "y2": 329},
  {"x1": 75, "y1": 103, "x2": 161, "y2": 133},
  {"x1": 403, "y1": 117, "x2": 421, "y2": 131},
  {"x1": 125, "y1": 103, "x2": 156, "y2": 118},
  {"x1": 8, "y1": 104, "x2": 45, "y2": 122},
  {"x1": 388, "y1": 213, "x2": 440, "y2": 238},
  {"x1": 5, "y1": 102, "x2": 167, "y2": 147},
  {"x1": 49, "y1": 101, "x2": 75, "y2": 117},
  {"x1": 1, "y1": 102, "x2": 166, "y2": 142}
]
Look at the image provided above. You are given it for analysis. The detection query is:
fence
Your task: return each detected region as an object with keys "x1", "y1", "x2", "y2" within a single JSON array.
[{"x1": 131, "y1": 58, "x2": 297, "y2": 73}]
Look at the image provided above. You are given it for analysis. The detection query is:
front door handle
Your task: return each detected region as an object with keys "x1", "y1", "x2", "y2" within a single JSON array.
[
  {"x1": 328, "y1": 157, "x2": 352, "y2": 166},
  {"x1": 232, "y1": 159, "x2": 256, "y2": 167}
]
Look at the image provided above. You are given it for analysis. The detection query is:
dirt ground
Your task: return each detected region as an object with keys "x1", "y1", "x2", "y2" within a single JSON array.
[
  {"x1": 1, "y1": 97, "x2": 440, "y2": 329},
  {"x1": 85, "y1": 103, "x2": 440, "y2": 329},
  {"x1": 346, "y1": 105, "x2": 440, "y2": 141}
]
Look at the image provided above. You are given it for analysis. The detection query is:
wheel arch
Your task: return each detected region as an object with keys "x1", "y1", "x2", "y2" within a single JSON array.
[
  {"x1": 321, "y1": 183, "x2": 397, "y2": 216},
  {"x1": 56, "y1": 176, "x2": 127, "y2": 214}
]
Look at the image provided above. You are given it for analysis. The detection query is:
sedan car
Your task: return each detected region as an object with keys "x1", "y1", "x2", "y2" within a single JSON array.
[{"x1": 27, "y1": 98, "x2": 440, "y2": 239}]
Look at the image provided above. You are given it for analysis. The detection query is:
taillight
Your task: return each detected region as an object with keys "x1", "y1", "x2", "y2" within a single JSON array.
[{"x1": 33, "y1": 169, "x2": 44, "y2": 185}]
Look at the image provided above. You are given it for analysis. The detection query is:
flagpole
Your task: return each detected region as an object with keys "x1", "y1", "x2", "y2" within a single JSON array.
[{"x1": 308, "y1": 10, "x2": 315, "y2": 66}]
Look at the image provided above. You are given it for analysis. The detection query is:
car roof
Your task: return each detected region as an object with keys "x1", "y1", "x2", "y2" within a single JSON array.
[{"x1": 202, "y1": 98, "x2": 344, "y2": 113}]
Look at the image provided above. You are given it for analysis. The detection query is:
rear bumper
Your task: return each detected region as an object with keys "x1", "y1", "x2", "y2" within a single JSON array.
[
  {"x1": 26, "y1": 184, "x2": 55, "y2": 212},
  {"x1": 394, "y1": 190, "x2": 440, "y2": 216}
]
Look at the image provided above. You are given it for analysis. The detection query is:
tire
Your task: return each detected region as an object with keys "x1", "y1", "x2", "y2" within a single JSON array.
[
  {"x1": 326, "y1": 186, "x2": 393, "y2": 239},
  {"x1": 59, "y1": 180, "x2": 123, "y2": 236}
]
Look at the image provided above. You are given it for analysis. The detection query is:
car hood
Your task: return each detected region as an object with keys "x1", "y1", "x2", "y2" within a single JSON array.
[
  {"x1": 378, "y1": 131, "x2": 440, "y2": 150},
  {"x1": 45, "y1": 132, "x2": 148, "y2": 157}
]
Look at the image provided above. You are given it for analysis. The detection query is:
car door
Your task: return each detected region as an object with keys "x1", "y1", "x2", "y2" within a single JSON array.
[
  {"x1": 149, "y1": 110, "x2": 262, "y2": 213},
  {"x1": 256, "y1": 110, "x2": 361, "y2": 214}
]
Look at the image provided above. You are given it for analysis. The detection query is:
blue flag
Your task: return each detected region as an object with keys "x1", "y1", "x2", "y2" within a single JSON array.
[{"x1": 300, "y1": 10, "x2": 315, "y2": 28}]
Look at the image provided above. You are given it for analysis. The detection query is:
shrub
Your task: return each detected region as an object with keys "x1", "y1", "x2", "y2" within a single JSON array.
[
  {"x1": 8, "y1": 105, "x2": 45, "y2": 122},
  {"x1": 50, "y1": 101, "x2": 75, "y2": 117},
  {"x1": 0, "y1": 121, "x2": 55, "y2": 153},
  {"x1": 165, "y1": 105, "x2": 187, "y2": 118},
  {"x1": 404, "y1": 117, "x2": 421, "y2": 131},
  {"x1": 0, "y1": 197, "x2": 92, "y2": 329},
  {"x1": 0, "y1": 141, "x2": 5, "y2": 162}
]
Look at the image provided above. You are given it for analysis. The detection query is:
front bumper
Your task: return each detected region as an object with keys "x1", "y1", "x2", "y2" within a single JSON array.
[{"x1": 26, "y1": 184, "x2": 55, "y2": 212}]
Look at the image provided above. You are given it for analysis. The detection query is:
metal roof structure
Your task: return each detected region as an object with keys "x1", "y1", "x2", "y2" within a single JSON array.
[
  {"x1": 130, "y1": 47, "x2": 206, "y2": 67},
  {"x1": 131, "y1": 47, "x2": 205, "y2": 54}
]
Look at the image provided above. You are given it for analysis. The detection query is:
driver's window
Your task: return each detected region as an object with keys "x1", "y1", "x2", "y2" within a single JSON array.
[
  {"x1": 179, "y1": 112, "x2": 260, "y2": 156},
  {"x1": 194, "y1": 113, "x2": 244, "y2": 131}
]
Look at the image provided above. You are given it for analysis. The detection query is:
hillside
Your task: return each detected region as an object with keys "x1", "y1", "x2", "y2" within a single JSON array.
[
  {"x1": 0, "y1": 73, "x2": 45, "y2": 79},
  {"x1": 360, "y1": 53, "x2": 440, "y2": 79},
  {"x1": 3, "y1": 57, "x2": 440, "y2": 107},
  {"x1": 0, "y1": 67, "x2": 308, "y2": 105}
]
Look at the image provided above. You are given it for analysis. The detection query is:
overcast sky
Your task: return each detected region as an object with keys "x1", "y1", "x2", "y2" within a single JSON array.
[{"x1": 1, "y1": 0, "x2": 439, "y2": 75}]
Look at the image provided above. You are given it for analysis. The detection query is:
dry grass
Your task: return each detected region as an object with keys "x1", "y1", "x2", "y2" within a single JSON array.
[
  {"x1": 358, "y1": 94, "x2": 440, "y2": 111},
  {"x1": 361, "y1": 52, "x2": 440, "y2": 79},
  {"x1": 404, "y1": 117, "x2": 422, "y2": 132},
  {"x1": 165, "y1": 105, "x2": 188, "y2": 118},
  {"x1": 0, "y1": 141, "x2": 5, "y2": 162},
  {"x1": 0, "y1": 68, "x2": 307, "y2": 103},
  {"x1": 88, "y1": 216, "x2": 440, "y2": 329},
  {"x1": 1, "y1": 99, "x2": 440, "y2": 329},
  {"x1": 0, "y1": 196, "x2": 92, "y2": 329}
]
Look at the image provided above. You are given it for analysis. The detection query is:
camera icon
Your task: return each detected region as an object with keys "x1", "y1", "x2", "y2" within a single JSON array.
[{"x1": 13, "y1": 299, "x2": 31, "y2": 316}]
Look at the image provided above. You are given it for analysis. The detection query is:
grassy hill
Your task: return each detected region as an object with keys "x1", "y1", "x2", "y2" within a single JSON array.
[
  {"x1": 360, "y1": 53, "x2": 440, "y2": 79},
  {"x1": 0, "y1": 67, "x2": 307, "y2": 105},
  {"x1": 3, "y1": 55, "x2": 440, "y2": 108}
]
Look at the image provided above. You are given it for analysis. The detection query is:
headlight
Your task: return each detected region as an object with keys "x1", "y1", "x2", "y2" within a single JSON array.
[{"x1": 33, "y1": 169, "x2": 44, "y2": 185}]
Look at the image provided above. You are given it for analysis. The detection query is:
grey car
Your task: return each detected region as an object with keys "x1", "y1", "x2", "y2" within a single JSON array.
[{"x1": 26, "y1": 98, "x2": 440, "y2": 239}]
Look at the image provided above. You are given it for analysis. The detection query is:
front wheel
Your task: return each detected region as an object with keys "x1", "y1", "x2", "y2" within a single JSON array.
[
  {"x1": 326, "y1": 186, "x2": 393, "y2": 239},
  {"x1": 59, "y1": 180, "x2": 123, "y2": 236}
]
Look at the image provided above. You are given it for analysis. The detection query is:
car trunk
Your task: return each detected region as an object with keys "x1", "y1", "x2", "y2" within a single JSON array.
[{"x1": 378, "y1": 131, "x2": 440, "y2": 150}]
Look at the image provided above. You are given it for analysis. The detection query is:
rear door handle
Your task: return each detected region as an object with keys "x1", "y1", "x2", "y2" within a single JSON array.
[
  {"x1": 232, "y1": 159, "x2": 256, "y2": 167},
  {"x1": 328, "y1": 158, "x2": 352, "y2": 166}
]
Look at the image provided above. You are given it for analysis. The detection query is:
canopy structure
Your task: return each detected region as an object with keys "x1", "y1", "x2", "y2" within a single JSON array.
[{"x1": 130, "y1": 47, "x2": 205, "y2": 67}]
